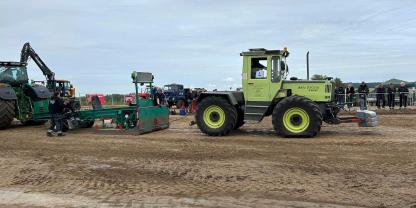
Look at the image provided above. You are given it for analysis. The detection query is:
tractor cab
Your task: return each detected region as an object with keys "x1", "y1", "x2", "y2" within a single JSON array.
[
  {"x1": 0, "y1": 62, "x2": 29, "y2": 86},
  {"x1": 241, "y1": 48, "x2": 289, "y2": 103},
  {"x1": 55, "y1": 80, "x2": 72, "y2": 97},
  {"x1": 241, "y1": 48, "x2": 333, "y2": 103},
  {"x1": 164, "y1": 84, "x2": 185, "y2": 98}
]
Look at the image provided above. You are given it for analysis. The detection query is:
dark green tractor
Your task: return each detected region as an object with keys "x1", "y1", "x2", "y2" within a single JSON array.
[
  {"x1": 0, "y1": 62, "x2": 50, "y2": 129},
  {"x1": 0, "y1": 42, "x2": 83, "y2": 130}
]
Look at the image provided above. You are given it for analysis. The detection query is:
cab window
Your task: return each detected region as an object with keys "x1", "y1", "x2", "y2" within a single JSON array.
[
  {"x1": 271, "y1": 56, "x2": 281, "y2": 82},
  {"x1": 250, "y1": 57, "x2": 267, "y2": 79}
]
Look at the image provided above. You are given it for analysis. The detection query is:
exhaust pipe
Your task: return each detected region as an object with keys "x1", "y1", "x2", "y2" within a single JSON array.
[{"x1": 306, "y1": 51, "x2": 310, "y2": 80}]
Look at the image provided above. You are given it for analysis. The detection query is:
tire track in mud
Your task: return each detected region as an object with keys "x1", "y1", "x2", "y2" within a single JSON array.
[
  {"x1": 7, "y1": 158, "x2": 260, "y2": 205},
  {"x1": 2, "y1": 114, "x2": 416, "y2": 207},
  {"x1": 9, "y1": 155, "x2": 415, "y2": 207}
]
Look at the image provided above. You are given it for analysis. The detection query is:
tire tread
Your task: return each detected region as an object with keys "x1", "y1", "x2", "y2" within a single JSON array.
[
  {"x1": 272, "y1": 96, "x2": 322, "y2": 137},
  {"x1": 0, "y1": 100, "x2": 15, "y2": 129},
  {"x1": 195, "y1": 96, "x2": 237, "y2": 136}
]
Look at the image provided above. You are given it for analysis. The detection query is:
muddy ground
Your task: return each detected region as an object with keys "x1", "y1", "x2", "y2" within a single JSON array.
[{"x1": 0, "y1": 113, "x2": 415, "y2": 208}]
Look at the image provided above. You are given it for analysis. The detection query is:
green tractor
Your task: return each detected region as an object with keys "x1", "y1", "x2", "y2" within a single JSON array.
[
  {"x1": 0, "y1": 62, "x2": 51, "y2": 128},
  {"x1": 0, "y1": 42, "x2": 80, "y2": 129},
  {"x1": 194, "y1": 48, "x2": 376, "y2": 137}
]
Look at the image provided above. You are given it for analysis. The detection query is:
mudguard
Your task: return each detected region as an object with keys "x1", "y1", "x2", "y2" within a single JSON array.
[
  {"x1": 0, "y1": 86, "x2": 17, "y2": 100},
  {"x1": 32, "y1": 85, "x2": 52, "y2": 99},
  {"x1": 197, "y1": 91, "x2": 245, "y2": 106},
  {"x1": 25, "y1": 85, "x2": 52, "y2": 99}
]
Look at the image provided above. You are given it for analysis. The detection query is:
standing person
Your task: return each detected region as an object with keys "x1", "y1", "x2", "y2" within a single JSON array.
[
  {"x1": 358, "y1": 81, "x2": 369, "y2": 110},
  {"x1": 398, "y1": 82, "x2": 409, "y2": 109},
  {"x1": 47, "y1": 91, "x2": 65, "y2": 137},
  {"x1": 375, "y1": 83, "x2": 386, "y2": 109},
  {"x1": 154, "y1": 88, "x2": 166, "y2": 107},
  {"x1": 185, "y1": 90, "x2": 193, "y2": 112},
  {"x1": 346, "y1": 83, "x2": 355, "y2": 110},
  {"x1": 387, "y1": 83, "x2": 396, "y2": 109},
  {"x1": 58, "y1": 83, "x2": 65, "y2": 97},
  {"x1": 336, "y1": 86, "x2": 345, "y2": 105}
]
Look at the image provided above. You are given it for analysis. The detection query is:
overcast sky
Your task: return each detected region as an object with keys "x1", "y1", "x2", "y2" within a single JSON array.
[{"x1": 1, "y1": 0, "x2": 415, "y2": 94}]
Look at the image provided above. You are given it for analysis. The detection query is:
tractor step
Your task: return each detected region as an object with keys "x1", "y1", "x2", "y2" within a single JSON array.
[{"x1": 244, "y1": 104, "x2": 269, "y2": 122}]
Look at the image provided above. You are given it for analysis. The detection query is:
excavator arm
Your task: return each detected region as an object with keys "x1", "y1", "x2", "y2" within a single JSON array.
[{"x1": 20, "y1": 42, "x2": 56, "y2": 84}]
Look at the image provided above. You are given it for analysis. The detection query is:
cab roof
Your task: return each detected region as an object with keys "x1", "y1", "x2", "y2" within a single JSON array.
[
  {"x1": 0, "y1": 62, "x2": 27, "y2": 66},
  {"x1": 240, "y1": 48, "x2": 285, "y2": 56}
]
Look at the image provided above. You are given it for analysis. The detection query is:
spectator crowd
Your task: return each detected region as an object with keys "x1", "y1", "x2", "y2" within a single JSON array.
[{"x1": 335, "y1": 81, "x2": 411, "y2": 110}]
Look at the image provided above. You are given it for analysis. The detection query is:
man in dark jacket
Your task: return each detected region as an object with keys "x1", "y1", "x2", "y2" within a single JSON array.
[
  {"x1": 47, "y1": 91, "x2": 65, "y2": 137},
  {"x1": 398, "y1": 82, "x2": 409, "y2": 108},
  {"x1": 387, "y1": 83, "x2": 396, "y2": 109},
  {"x1": 375, "y1": 83, "x2": 386, "y2": 109},
  {"x1": 335, "y1": 86, "x2": 345, "y2": 105},
  {"x1": 154, "y1": 88, "x2": 165, "y2": 107},
  {"x1": 346, "y1": 83, "x2": 355, "y2": 110},
  {"x1": 358, "y1": 81, "x2": 369, "y2": 110}
]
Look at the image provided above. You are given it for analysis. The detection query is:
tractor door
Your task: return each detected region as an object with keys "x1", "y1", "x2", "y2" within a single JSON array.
[
  {"x1": 243, "y1": 56, "x2": 271, "y2": 121},
  {"x1": 269, "y1": 56, "x2": 284, "y2": 99},
  {"x1": 245, "y1": 57, "x2": 270, "y2": 101}
]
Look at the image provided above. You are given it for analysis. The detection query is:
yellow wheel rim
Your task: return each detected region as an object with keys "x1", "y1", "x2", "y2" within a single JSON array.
[
  {"x1": 203, "y1": 105, "x2": 225, "y2": 129},
  {"x1": 283, "y1": 107, "x2": 310, "y2": 133}
]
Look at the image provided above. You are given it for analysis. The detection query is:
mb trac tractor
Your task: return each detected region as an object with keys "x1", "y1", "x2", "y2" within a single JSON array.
[
  {"x1": 194, "y1": 48, "x2": 377, "y2": 137},
  {"x1": 0, "y1": 43, "x2": 79, "y2": 129}
]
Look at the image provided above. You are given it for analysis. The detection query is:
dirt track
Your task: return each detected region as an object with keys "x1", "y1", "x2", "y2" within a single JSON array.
[{"x1": 0, "y1": 114, "x2": 415, "y2": 208}]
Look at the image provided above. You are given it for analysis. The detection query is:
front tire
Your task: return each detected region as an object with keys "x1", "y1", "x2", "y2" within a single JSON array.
[
  {"x1": 0, "y1": 99, "x2": 15, "y2": 129},
  {"x1": 272, "y1": 96, "x2": 322, "y2": 137},
  {"x1": 195, "y1": 97, "x2": 237, "y2": 136}
]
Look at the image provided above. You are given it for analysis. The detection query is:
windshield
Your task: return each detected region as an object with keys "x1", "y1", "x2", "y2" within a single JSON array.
[
  {"x1": 0, "y1": 66, "x2": 29, "y2": 84},
  {"x1": 164, "y1": 85, "x2": 182, "y2": 91}
]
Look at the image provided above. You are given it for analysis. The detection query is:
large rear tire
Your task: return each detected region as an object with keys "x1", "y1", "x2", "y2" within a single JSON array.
[
  {"x1": 272, "y1": 96, "x2": 322, "y2": 137},
  {"x1": 195, "y1": 97, "x2": 237, "y2": 136},
  {"x1": 0, "y1": 99, "x2": 15, "y2": 130}
]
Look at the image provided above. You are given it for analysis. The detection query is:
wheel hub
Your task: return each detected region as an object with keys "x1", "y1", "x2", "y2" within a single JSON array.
[
  {"x1": 209, "y1": 112, "x2": 220, "y2": 122},
  {"x1": 290, "y1": 115, "x2": 303, "y2": 126}
]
